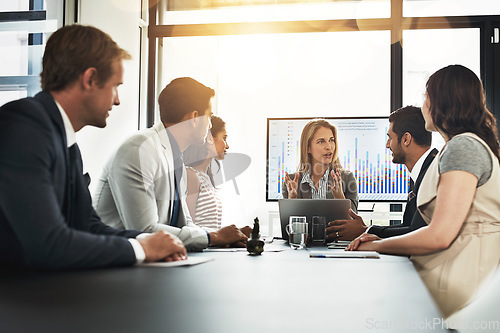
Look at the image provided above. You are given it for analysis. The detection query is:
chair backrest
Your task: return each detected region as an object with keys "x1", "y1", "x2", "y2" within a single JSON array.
[{"x1": 445, "y1": 266, "x2": 500, "y2": 330}]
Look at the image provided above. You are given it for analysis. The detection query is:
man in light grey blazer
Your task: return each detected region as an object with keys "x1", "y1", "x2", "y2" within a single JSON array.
[{"x1": 94, "y1": 77, "x2": 248, "y2": 250}]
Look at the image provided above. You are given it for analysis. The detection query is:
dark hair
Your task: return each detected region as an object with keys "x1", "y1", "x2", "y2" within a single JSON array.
[
  {"x1": 389, "y1": 105, "x2": 432, "y2": 147},
  {"x1": 210, "y1": 115, "x2": 226, "y2": 138},
  {"x1": 158, "y1": 77, "x2": 215, "y2": 124},
  {"x1": 426, "y1": 64, "x2": 500, "y2": 161},
  {"x1": 184, "y1": 115, "x2": 226, "y2": 187},
  {"x1": 41, "y1": 25, "x2": 131, "y2": 91}
]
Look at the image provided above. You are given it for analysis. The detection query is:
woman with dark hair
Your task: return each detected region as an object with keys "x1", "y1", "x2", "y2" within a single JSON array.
[
  {"x1": 282, "y1": 119, "x2": 359, "y2": 212},
  {"x1": 184, "y1": 116, "x2": 228, "y2": 230},
  {"x1": 347, "y1": 65, "x2": 500, "y2": 317}
]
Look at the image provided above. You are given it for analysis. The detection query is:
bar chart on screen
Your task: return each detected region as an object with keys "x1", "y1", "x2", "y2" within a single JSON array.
[{"x1": 267, "y1": 117, "x2": 410, "y2": 201}]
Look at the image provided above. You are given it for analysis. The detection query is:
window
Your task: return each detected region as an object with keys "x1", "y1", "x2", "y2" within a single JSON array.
[
  {"x1": 403, "y1": 0, "x2": 500, "y2": 17},
  {"x1": 0, "y1": 0, "x2": 62, "y2": 106},
  {"x1": 163, "y1": 0, "x2": 390, "y2": 25},
  {"x1": 402, "y1": 28, "x2": 480, "y2": 107},
  {"x1": 162, "y1": 31, "x2": 390, "y2": 119}
]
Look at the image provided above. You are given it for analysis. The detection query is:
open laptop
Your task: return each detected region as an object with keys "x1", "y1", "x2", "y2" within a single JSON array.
[{"x1": 278, "y1": 199, "x2": 351, "y2": 241}]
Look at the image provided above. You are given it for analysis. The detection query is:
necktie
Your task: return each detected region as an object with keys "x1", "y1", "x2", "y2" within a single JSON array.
[
  {"x1": 65, "y1": 144, "x2": 77, "y2": 225},
  {"x1": 170, "y1": 153, "x2": 183, "y2": 226},
  {"x1": 407, "y1": 179, "x2": 416, "y2": 202},
  {"x1": 65, "y1": 143, "x2": 92, "y2": 229}
]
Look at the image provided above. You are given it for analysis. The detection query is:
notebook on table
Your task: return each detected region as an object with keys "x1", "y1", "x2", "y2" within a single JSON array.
[
  {"x1": 278, "y1": 199, "x2": 351, "y2": 241},
  {"x1": 310, "y1": 250, "x2": 380, "y2": 259}
]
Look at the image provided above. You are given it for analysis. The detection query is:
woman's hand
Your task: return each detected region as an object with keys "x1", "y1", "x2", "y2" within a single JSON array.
[
  {"x1": 346, "y1": 233, "x2": 381, "y2": 251},
  {"x1": 284, "y1": 172, "x2": 299, "y2": 199},
  {"x1": 328, "y1": 169, "x2": 345, "y2": 199}
]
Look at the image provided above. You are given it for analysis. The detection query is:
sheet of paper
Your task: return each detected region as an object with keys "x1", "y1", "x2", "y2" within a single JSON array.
[
  {"x1": 328, "y1": 243, "x2": 348, "y2": 249},
  {"x1": 203, "y1": 247, "x2": 283, "y2": 252},
  {"x1": 203, "y1": 248, "x2": 247, "y2": 252},
  {"x1": 327, "y1": 240, "x2": 351, "y2": 246},
  {"x1": 309, "y1": 250, "x2": 380, "y2": 259},
  {"x1": 136, "y1": 256, "x2": 214, "y2": 267}
]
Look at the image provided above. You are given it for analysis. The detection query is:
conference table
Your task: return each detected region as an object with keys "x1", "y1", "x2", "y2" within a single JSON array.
[{"x1": 0, "y1": 241, "x2": 449, "y2": 333}]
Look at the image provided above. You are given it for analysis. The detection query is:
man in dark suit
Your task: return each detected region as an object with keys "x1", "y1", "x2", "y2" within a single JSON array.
[
  {"x1": 325, "y1": 106, "x2": 438, "y2": 242},
  {"x1": 0, "y1": 25, "x2": 186, "y2": 269}
]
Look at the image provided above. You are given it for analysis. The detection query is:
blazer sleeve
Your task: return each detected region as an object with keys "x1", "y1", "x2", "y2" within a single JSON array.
[
  {"x1": 0, "y1": 99, "x2": 136, "y2": 269},
  {"x1": 367, "y1": 211, "x2": 427, "y2": 238},
  {"x1": 81, "y1": 172, "x2": 141, "y2": 239},
  {"x1": 103, "y1": 136, "x2": 208, "y2": 250},
  {"x1": 341, "y1": 170, "x2": 359, "y2": 213},
  {"x1": 88, "y1": 204, "x2": 141, "y2": 239}
]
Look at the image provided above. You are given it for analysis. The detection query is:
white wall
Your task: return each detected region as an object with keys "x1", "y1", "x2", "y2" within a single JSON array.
[{"x1": 76, "y1": 0, "x2": 142, "y2": 193}]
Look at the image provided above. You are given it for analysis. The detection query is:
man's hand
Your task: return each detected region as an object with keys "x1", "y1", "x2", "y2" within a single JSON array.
[
  {"x1": 284, "y1": 172, "x2": 299, "y2": 199},
  {"x1": 325, "y1": 209, "x2": 367, "y2": 242},
  {"x1": 138, "y1": 231, "x2": 187, "y2": 262},
  {"x1": 209, "y1": 225, "x2": 248, "y2": 247},
  {"x1": 239, "y1": 226, "x2": 252, "y2": 238},
  {"x1": 230, "y1": 226, "x2": 253, "y2": 248}
]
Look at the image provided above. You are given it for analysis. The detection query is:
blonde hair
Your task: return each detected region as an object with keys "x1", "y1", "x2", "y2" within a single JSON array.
[{"x1": 298, "y1": 119, "x2": 342, "y2": 173}]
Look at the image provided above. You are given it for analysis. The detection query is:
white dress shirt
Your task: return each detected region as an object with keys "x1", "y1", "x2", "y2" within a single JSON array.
[{"x1": 410, "y1": 148, "x2": 432, "y2": 184}]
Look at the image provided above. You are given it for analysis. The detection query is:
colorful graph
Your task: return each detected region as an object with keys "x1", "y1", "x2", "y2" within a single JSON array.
[{"x1": 268, "y1": 118, "x2": 410, "y2": 201}]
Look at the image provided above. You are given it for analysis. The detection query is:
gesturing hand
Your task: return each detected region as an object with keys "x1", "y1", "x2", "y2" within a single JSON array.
[
  {"x1": 284, "y1": 172, "x2": 299, "y2": 199},
  {"x1": 328, "y1": 169, "x2": 345, "y2": 199}
]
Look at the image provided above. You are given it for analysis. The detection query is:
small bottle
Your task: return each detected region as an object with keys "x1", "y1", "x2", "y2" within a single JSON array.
[{"x1": 246, "y1": 217, "x2": 265, "y2": 255}]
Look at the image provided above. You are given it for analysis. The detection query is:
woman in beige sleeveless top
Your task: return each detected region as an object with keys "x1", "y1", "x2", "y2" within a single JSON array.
[{"x1": 346, "y1": 65, "x2": 500, "y2": 317}]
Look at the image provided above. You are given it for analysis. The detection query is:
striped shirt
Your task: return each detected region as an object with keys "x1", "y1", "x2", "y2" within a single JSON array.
[
  {"x1": 187, "y1": 167, "x2": 222, "y2": 230},
  {"x1": 301, "y1": 168, "x2": 330, "y2": 199}
]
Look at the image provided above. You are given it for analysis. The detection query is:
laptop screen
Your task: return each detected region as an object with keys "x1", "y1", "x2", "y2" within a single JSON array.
[{"x1": 278, "y1": 198, "x2": 350, "y2": 241}]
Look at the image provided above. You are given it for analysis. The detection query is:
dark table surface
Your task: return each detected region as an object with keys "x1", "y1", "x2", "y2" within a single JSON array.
[{"x1": 0, "y1": 241, "x2": 449, "y2": 333}]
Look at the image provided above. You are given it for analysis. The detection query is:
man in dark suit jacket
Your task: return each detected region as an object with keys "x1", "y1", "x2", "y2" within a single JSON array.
[
  {"x1": 0, "y1": 25, "x2": 186, "y2": 269},
  {"x1": 325, "y1": 106, "x2": 437, "y2": 242}
]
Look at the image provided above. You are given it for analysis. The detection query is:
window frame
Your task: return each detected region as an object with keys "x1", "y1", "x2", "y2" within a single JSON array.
[
  {"x1": 146, "y1": 0, "x2": 500, "y2": 132},
  {"x1": 0, "y1": 1, "x2": 46, "y2": 98}
]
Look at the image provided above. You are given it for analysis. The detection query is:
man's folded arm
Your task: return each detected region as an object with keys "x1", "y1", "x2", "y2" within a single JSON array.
[{"x1": 367, "y1": 212, "x2": 427, "y2": 238}]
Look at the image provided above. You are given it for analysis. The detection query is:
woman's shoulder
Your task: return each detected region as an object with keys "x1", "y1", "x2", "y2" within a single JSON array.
[
  {"x1": 186, "y1": 167, "x2": 201, "y2": 186},
  {"x1": 445, "y1": 134, "x2": 490, "y2": 155},
  {"x1": 339, "y1": 168, "x2": 355, "y2": 179},
  {"x1": 440, "y1": 133, "x2": 492, "y2": 184}
]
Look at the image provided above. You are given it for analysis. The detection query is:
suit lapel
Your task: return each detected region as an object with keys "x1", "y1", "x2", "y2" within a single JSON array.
[
  {"x1": 297, "y1": 173, "x2": 311, "y2": 199},
  {"x1": 34, "y1": 91, "x2": 73, "y2": 224},
  {"x1": 402, "y1": 148, "x2": 438, "y2": 226},
  {"x1": 414, "y1": 148, "x2": 438, "y2": 194},
  {"x1": 154, "y1": 122, "x2": 176, "y2": 204},
  {"x1": 326, "y1": 173, "x2": 335, "y2": 199}
]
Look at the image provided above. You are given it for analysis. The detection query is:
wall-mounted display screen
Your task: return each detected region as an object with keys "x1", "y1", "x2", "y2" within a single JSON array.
[{"x1": 267, "y1": 117, "x2": 410, "y2": 202}]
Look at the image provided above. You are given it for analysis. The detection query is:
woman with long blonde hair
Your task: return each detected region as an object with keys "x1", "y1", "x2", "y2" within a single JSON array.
[{"x1": 283, "y1": 119, "x2": 358, "y2": 212}]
